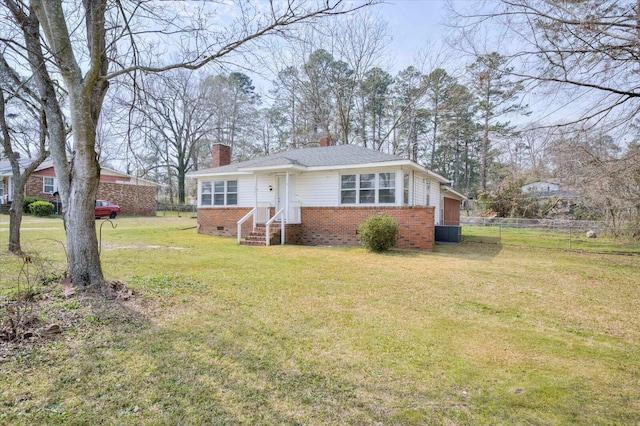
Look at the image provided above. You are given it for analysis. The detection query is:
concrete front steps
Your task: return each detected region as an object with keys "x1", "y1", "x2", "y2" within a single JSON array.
[{"x1": 239, "y1": 223, "x2": 282, "y2": 246}]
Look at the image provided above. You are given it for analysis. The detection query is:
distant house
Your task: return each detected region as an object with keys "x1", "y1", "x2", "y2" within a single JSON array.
[
  {"x1": 187, "y1": 139, "x2": 466, "y2": 250},
  {"x1": 0, "y1": 159, "x2": 158, "y2": 216},
  {"x1": 521, "y1": 180, "x2": 560, "y2": 193},
  {"x1": 521, "y1": 180, "x2": 579, "y2": 215}
]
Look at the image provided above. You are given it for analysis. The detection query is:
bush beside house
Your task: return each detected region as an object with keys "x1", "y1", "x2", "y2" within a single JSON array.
[{"x1": 359, "y1": 214, "x2": 399, "y2": 252}]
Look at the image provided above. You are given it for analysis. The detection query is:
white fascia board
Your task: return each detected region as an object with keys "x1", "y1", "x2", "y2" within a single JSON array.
[
  {"x1": 186, "y1": 170, "x2": 252, "y2": 178},
  {"x1": 101, "y1": 167, "x2": 131, "y2": 178},
  {"x1": 402, "y1": 161, "x2": 451, "y2": 184},
  {"x1": 440, "y1": 185, "x2": 468, "y2": 200}
]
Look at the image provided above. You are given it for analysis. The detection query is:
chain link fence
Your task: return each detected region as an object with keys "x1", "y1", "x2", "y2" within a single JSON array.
[
  {"x1": 461, "y1": 217, "x2": 640, "y2": 254},
  {"x1": 156, "y1": 203, "x2": 198, "y2": 218}
]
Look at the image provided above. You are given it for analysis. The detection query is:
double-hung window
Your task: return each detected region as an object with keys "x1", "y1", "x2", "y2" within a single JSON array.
[
  {"x1": 359, "y1": 174, "x2": 376, "y2": 204},
  {"x1": 341, "y1": 172, "x2": 396, "y2": 205},
  {"x1": 378, "y1": 173, "x2": 395, "y2": 203},
  {"x1": 201, "y1": 180, "x2": 237, "y2": 206},
  {"x1": 201, "y1": 182, "x2": 213, "y2": 205},
  {"x1": 43, "y1": 177, "x2": 57, "y2": 194},
  {"x1": 403, "y1": 174, "x2": 410, "y2": 205}
]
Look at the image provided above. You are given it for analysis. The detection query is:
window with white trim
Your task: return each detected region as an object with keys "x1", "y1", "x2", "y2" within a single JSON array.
[
  {"x1": 340, "y1": 172, "x2": 396, "y2": 205},
  {"x1": 403, "y1": 174, "x2": 409, "y2": 205},
  {"x1": 43, "y1": 177, "x2": 57, "y2": 194},
  {"x1": 201, "y1": 180, "x2": 237, "y2": 206},
  {"x1": 425, "y1": 181, "x2": 430, "y2": 206}
]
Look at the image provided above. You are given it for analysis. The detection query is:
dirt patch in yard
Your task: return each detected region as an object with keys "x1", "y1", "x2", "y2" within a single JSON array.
[{"x1": 1, "y1": 279, "x2": 156, "y2": 362}]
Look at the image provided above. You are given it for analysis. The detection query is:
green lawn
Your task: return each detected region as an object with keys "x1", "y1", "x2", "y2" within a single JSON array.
[
  {"x1": 463, "y1": 224, "x2": 640, "y2": 253},
  {"x1": 1, "y1": 214, "x2": 639, "y2": 425}
]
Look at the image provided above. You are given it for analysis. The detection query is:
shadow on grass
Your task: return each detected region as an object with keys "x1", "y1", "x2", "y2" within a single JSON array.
[
  {"x1": 3, "y1": 287, "x2": 433, "y2": 424},
  {"x1": 433, "y1": 239, "x2": 503, "y2": 261}
]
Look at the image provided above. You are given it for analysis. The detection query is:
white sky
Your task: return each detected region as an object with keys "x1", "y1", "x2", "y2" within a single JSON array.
[{"x1": 376, "y1": 0, "x2": 450, "y2": 72}]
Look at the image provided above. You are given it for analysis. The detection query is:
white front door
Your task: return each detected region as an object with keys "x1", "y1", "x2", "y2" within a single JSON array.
[{"x1": 276, "y1": 175, "x2": 296, "y2": 222}]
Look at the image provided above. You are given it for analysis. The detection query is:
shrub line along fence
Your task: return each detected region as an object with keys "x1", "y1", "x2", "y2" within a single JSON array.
[{"x1": 461, "y1": 217, "x2": 640, "y2": 254}]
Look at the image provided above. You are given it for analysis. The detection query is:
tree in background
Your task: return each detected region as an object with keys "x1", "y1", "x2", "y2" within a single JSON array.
[
  {"x1": 0, "y1": 70, "x2": 50, "y2": 253},
  {"x1": 549, "y1": 129, "x2": 640, "y2": 231},
  {"x1": 358, "y1": 67, "x2": 393, "y2": 150},
  {"x1": 467, "y1": 52, "x2": 528, "y2": 192},
  {"x1": 0, "y1": 7, "x2": 64, "y2": 254},
  {"x1": 454, "y1": 0, "x2": 640, "y2": 128},
  {"x1": 437, "y1": 83, "x2": 478, "y2": 195},
  {"x1": 1, "y1": 0, "x2": 376, "y2": 287},
  {"x1": 392, "y1": 66, "x2": 428, "y2": 160},
  {"x1": 423, "y1": 68, "x2": 455, "y2": 168},
  {"x1": 201, "y1": 72, "x2": 260, "y2": 161},
  {"x1": 126, "y1": 70, "x2": 217, "y2": 204}
]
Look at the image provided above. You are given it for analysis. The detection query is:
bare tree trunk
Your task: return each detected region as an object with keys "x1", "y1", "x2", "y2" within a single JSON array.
[
  {"x1": 481, "y1": 106, "x2": 490, "y2": 192},
  {"x1": 64, "y1": 92, "x2": 104, "y2": 285},
  {"x1": 0, "y1": 45, "x2": 49, "y2": 254}
]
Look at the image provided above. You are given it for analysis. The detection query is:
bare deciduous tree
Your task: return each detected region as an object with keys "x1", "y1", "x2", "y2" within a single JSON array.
[
  {"x1": 452, "y1": 0, "x2": 640, "y2": 128},
  {"x1": 2, "y1": 0, "x2": 377, "y2": 287}
]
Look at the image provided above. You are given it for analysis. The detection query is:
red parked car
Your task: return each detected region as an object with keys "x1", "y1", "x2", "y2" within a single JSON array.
[{"x1": 95, "y1": 200, "x2": 121, "y2": 219}]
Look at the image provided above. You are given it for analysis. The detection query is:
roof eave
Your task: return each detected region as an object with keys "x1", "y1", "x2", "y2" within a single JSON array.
[
  {"x1": 404, "y1": 161, "x2": 451, "y2": 184},
  {"x1": 186, "y1": 170, "x2": 251, "y2": 178},
  {"x1": 440, "y1": 185, "x2": 468, "y2": 200}
]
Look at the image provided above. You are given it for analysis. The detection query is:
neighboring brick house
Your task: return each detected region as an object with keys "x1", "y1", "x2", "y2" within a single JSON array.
[
  {"x1": 187, "y1": 139, "x2": 466, "y2": 250},
  {"x1": 1, "y1": 159, "x2": 158, "y2": 216}
]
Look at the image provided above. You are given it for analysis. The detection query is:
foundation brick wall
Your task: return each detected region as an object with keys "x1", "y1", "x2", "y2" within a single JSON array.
[
  {"x1": 298, "y1": 206, "x2": 435, "y2": 250},
  {"x1": 197, "y1": 207, "x2": 254, "y2": 237},
  {"x1": 197, "y1": 206, "x2": 435, "y2": 250},
  {"x1": 284, "y1": 223, "x2": 304, "y2": 245},
  {"x1": 23, "y1": 176, "x2": 157, "y2": 216}
]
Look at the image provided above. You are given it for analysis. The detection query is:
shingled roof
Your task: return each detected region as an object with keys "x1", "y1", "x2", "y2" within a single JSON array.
[{"x1": 190, "y1": 145, "x2": 413, "y2": 175}]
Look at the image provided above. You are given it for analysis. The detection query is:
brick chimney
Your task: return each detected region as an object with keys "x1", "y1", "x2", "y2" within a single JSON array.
[
  {"x1": 212, "y1": 144, "x2": 231, "y2": 167},
  {"x1": 319, "y1": 136, "x2": 331, "y2": 147}
]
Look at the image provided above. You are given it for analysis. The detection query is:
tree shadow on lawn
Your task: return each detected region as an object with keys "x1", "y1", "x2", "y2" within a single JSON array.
[
  {"x1": 3, "y1": 286, "x2": 445, "y2": 424},
  {"x1": 433, "y1": 240, "x2": 503, "y2": 261}
]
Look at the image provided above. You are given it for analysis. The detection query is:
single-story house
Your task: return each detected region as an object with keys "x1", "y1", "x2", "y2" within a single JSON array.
[
  {"x1": 522, "y1": 180, "x2": 560, "y2": 193},
  {"x1": 521, "y1": 180, "x2": 580, "y2": 215},
  {"x1": 0, "y1": 158, "x2": 158, "y2": 216},
  {"x1": 187, "y1": 139, "x2": 466, "y2": 250}
]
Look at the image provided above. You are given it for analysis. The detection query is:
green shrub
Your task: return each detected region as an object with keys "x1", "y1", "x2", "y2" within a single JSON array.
[
  {"x1": 29, "y1": 200, "x2": 54, "y2": 217},
  {"x1": 23, "y1": 196, "x2": 42, "y2": 212},
  {"x1": 358, "y1": 214, "x2": 399, "y2": 252}
]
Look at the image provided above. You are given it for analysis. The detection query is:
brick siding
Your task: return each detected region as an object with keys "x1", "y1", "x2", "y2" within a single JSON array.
[
  {"x1": 97, "y1": 182, "x2": 156, "y2": 216},
  {"x1": 297, "y1": 206, "x2": 435, "y2": 250},
  {"x1": 199, "y1": 205, "x2": 435, "y2": 251},
  {"x1": 24, "y1": 176, "x2": 157, "y2": 216},
  {"x1": 197, "y1": 207, "x2": 254, "y2": 237}
]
